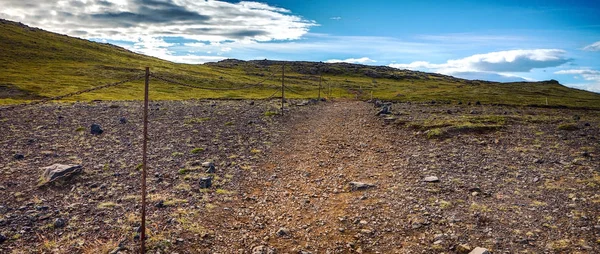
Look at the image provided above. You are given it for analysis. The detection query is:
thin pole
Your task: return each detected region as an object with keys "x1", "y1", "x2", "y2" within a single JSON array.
[
  {"x1": 318, "y1": 73, "x2": 322, "y2": 100},
  {"x1": 281, "y1": 64, "x2": 285, "y2": 115},
  {"x1": 140, "y1": 67, "x2": 149, "y2": 254}
]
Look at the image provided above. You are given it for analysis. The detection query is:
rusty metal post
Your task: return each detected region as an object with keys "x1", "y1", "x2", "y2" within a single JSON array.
[
  {"x1": 281, "y1": 64, "x2": 285, "y2": 115},
  {"x1": 140, "y1": 67, "x2": 149, "y2": 254}
]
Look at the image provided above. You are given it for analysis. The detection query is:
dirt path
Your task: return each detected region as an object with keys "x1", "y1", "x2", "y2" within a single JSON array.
[{"x1": 242, "y1": 101, "x2": 403, "y2": 253}]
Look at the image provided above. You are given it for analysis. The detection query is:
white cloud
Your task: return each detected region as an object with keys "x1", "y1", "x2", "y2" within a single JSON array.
[
  {"x1": 330, "y1": 17, "x2": 342, "y2": 20},
  {"x1": 555, "y1": 69, "x2": 600, "y2": 93},
  {"x1": 582, "y1": 41, "x2": 600, "y2": 51},
  {"x1": 0, "y1": 0, "x2": 316, "y2": 43},
  {"x1": 390, "y1": 49, "x2": 568, "y2": 74},
  {"x1": 325, "y1": 57, "x2": 376, "y2": 64}
]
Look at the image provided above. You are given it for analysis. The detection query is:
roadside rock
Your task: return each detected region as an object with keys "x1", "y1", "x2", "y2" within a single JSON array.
[
  {"x1": 13, "y1": 154, "x2": 24, "y2": 160},
  {"x1": 252, "y1": 245, "x2": 276, "y2": 254},
  {"x1": 423, "y1": 176, "x2": 439, "y2": 182},
  {"x1": 90, "y1": 123, "x2": 103, "y2": 135},
  {"x1": 349, "y1": 182, "x2": 376, "y2": 191},
  {"x1": 469, "y1": 247, "x2": 490, "y2": 254},
  {"x1": 199, "y1": 177, "x2": 212, "y2": 189},
  {"x1": 202, "y1": 161, "x2": 216, "y2": 173},
  {"x1": 54, "y1": 218, "x2": 66, "y2": 228},
  {"x1": 276, "y1": 227, "x2": 290, "y2": 237},
  {"x1": 41, "y1": 164, "x2": 82, "y2": 183}
]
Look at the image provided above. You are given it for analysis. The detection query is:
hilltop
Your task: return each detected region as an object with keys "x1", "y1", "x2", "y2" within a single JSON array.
[{"x1": 1, "y1": 18, "x2": 599, "y2": 108}]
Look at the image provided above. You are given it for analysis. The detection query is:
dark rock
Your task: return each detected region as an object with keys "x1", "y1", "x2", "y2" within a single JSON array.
[
  {"x1": 0, "y1": 233, "x2": 6, "y2": 244},
  {"x1": 13, "y1": 154, "x2": 24, "y2": 160},
  {"x1": 155, "y1": 200, "x2": 165, "y2": 208},
  {"x1": 41, "y1": 164, "x2": 82, "y2": 183},
  {"x1": 349, "y1": 182, "x2": 375, "y2": 191},
  {"x1": 54, "y1": 218, "x2": 66, "y2": 228},
  {"x1": 475, "y1": 101, "x2": 481, "y2": 105},
  {"x1": 202, "y1": 162, "x2": 216, "y2": 173},
  {"x1": 376, "y1": 105, "x2": 391, "y2": 116},
  {"x1": 249, "y1": 101, "x2": 255, "y2": 105},
  {"x1": 584, "y1": 122, "x2": 590, "y2": 126},
  {"x1": 119, "y1": 117, "x2": 127, "y2": 124},
  {"x1": 199, "y1": 177, "x2": 212, "y2": 189},
  {"x1": 90, "y1": 124, "x2": 103, "y2": 135},
  {"x1": 276, "y1": 227, "x2": 290, "y2": 237}
]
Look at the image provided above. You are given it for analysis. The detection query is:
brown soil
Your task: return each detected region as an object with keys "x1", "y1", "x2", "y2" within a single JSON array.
[{"x1": 0, "y1": 100, "x2": 599, "y2": 253}]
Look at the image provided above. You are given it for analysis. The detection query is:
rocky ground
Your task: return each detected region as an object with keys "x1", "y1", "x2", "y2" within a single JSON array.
[{"x1": 0, "y1": 100, "x2": 599, "y2": 253}]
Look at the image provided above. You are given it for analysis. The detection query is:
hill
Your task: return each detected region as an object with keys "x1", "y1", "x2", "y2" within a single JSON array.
[{"x1": 1, "y1": 18, "x2": 599, "y2": 108}]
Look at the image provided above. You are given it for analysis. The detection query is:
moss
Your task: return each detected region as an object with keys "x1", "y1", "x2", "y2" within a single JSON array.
[
  {"x1": 426, "y1": 128, "x2": 445, "y2": 139},
  {"x1": 190, "y1": 147, "x2": 204, "y2": 154},
  {"x1": 97, "y1": 202, "x2": 118, "y2": 209},
  {"x1": 171, "y1": 152, "x2": 184, "y2": 157},
  {"x1": 558, "y1": 123, "x2": 579, "y2": 131},
  {"x1": 264, "y1": 111, "x2": 278, "y2": 116},
  {"x1": 75, "y1": 127, "x2": 85, "y2": 132}
]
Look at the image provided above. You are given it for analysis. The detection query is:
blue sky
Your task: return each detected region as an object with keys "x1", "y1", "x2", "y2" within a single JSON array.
[{"x1": 1, "y1": 0, "x2": 599, "y2": 92}]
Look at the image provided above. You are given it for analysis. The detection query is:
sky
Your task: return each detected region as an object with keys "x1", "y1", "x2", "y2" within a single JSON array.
[{"x1": 1, "y1": 0, "x2": 600, "y2": 92}]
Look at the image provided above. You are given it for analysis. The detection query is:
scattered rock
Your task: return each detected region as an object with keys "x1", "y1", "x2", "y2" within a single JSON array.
[
  {"x1": 199, "y1": 177, "x2": 212, "y2": 189},
  {"x1": 469, "y1": 247, "x2": 490, "y2": 254},
  {"x1": 252, "y1": 245, "x2": 275, "y2": 254},
  {"x1": 276, "y1": 227, "x2": 290, "y2": 237},
  {"x1": 0, "y1": 234, "x2": 6, "y2": 244},
  {"x1": 349, "y1": 181, "x2": 376, "y2": 191},
  {"x1": 423, "y1": 176, "x2": 439, "y2": 182},
  {"x1": 90, "y1": 123, "x2": 103, "y2": 135},
  {"x1": 54, "y1": 218, "x2": 66, "y2": 228},
  {"x1": 155, "y1": 200, "x2": 165, "y2": 208},
  {"x1": 249, "y1": 101, "x2": 255, "y2": 105},
  {"x1": 41, "y1": 164, "x2": 82, "y2": 183},
  {"x1": 533, "y1": 158, "x2": 543, "y2": 164},
  {"x1": 13, "y1": 154, "x2": 24, "y2": 160},
  {"x1": 376, "y1": 105, "x2": 391, "y2": 116},
  {"x1": 475, "y1": 101, "x2": 481, "y2": 105},
  {"x1": 119, "y1": 117, "x2": 127, "y2": 124},
  {"x1": 202, "y1": 161, "x2": 216, "y2": 173}
]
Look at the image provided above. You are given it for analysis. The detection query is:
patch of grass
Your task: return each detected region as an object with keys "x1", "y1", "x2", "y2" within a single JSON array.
[
  {"x1": 175, "y1": 183, "x2": 191, "y2": 191},
  {"x1": 558, "y1": 123, "x2": 579, "y2": 131},
  {"x1": 426, "y1": 128, "x2": 445, "y2": 139},
  {"x1": 135, "y1": 163, "x2": 143, "y2": 171},
  {"x1": 184, "y1": 117, "x2": 210, "y2": 124},
  {"x1": 250, "y1": 148, "x2": 262, "y2": 153},
  {"x1": 178, "y1": 168, "x2": 190, "y2": 175},
  {"x1": 163, "y1": 198, "x2": 188, "y2": 206},
  {"x1": 75, "y1": 126, "x2": 85, "y2": 132},
  {"x1": 548, "y1": 239, "x2": 571, "y2": 251},
  {"x1": 439, "y1": 200, "x2": 452, "y2": 209},
  {"x1": 264, "y1": 111, "x2": 278, "y2": 116},
  {"x1": 171, "y1": 152, "x2": 184, "y2": 157},
  {"x1": 215, "y1": 189, "x2": 235, "y2": 195},
  {"x1": 97, "y1": 202, "x2": 118, "y2": 209},
  {"x1": 470, "y1": 202, "x2": 491, "y2": 213},
  {"x1": 190, "y1": 147, "x2": 205, "y2": 154}
]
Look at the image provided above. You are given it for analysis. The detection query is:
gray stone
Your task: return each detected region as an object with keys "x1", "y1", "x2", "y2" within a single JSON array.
[
  {"x1": 41, "y1": 164, "x2": 82, "y2": 183},
  {"x1": 202, "y1": 162, "x2": 215, "y2": 173},
  {"x1": 423, "y1": 176, "x2": 439, "y2": 182},
  {"x1": 54, "y1": 218, "x2": 66, "y2": 228},
  {"x1": 90, "y1": 124, "x2": 103, "y2": 135},
  {"x1": 469, "y1": 247, "x2": 490, "y2": 254},
  {"x1": 13, "y1": 154, "x2": 24, "y2": 160},
  {"x1": 349, "y1": 182, "x2": 375, "y2": 191},
  {"x1": 376, "y1": 105, "x2": 391, "y2": 116},
  {"x1": 199, "y1": 177, "x2": 212, "y2": 189},
  {"x1": 252, "y1": 245, "x2": 275, "y2": 254},
  {"x1": 276, "y1": 227, "x2": 290, "y2": 237}
]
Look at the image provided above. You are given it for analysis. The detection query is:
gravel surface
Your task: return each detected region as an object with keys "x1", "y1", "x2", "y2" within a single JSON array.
[{"x1": 0, "y1": 100, "x2": 599, "y2": 253}]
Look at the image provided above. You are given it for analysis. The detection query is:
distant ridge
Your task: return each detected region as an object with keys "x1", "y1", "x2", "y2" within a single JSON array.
[{"x1": 1, "y1": 18, "x2": 599, "y2": 108}]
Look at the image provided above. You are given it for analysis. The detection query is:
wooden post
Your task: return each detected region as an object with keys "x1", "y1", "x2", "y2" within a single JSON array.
[
  {"x1": 318, "y1": 73, "x2": 322, "y2": 100},
  {"x1": 281, "y1": 64, "x2": 285, "y2": 115},
  {"x1": 140, "y1": 67, "x2": 149, "y2": 254}
]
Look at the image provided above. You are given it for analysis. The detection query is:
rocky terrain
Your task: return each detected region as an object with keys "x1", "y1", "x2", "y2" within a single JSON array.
[{"x1": 0, "y1": 100, "x2": 599, "y2": 253}]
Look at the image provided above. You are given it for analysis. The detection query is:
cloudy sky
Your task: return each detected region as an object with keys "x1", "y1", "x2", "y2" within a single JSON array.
[{"x1": 1, "y1": 0, "x2": 600, "y2": 92}]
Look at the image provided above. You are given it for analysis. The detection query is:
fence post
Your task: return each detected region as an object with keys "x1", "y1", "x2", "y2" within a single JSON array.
[
  {"x1": 318, "y1": 73, "x2": 322, "y2": 100},
  {"x1": 281, "y1": 64, "x2": 285, "y2": 115},
  {"x1": 140, "y1": 67, "x2": 150, "y2": 254}
]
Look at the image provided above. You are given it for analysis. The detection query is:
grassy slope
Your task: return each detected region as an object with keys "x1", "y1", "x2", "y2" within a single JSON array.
[{"x1": 1, "y1": 19, "x2": 599, "y2": 108}]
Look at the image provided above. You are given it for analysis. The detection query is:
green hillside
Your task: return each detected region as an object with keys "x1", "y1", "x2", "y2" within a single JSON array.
[{"x1": 1, "y1": 18, "x2": 599, "y2": 108}]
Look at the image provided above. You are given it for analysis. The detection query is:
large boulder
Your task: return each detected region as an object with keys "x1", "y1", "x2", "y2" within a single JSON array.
[
  {"x1": 90, "y1": 124, "x2": 103, "y2": 135},
  {"x1": 41, "y1": 164, "x2": 82, "y2": 183}
]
